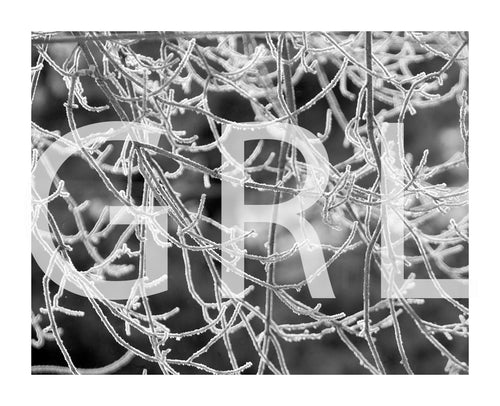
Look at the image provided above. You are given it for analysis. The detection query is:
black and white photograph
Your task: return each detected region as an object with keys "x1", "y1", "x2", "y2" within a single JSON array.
[
  {"x1": 30, "y1": 30, "x2": 470, "y2": 375},
  {"x1": 0, "y1": 2, "x2": 498, "y2": 405}
]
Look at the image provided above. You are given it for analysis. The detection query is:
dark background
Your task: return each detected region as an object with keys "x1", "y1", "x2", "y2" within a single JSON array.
[{"x1": 31, "y1": 33, "x2": 468, "y2": 374}]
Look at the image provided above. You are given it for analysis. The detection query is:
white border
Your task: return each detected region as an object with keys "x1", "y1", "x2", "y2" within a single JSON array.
[{"x1": 0, "y1": 2, "x2": 497, "y2": 405}]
